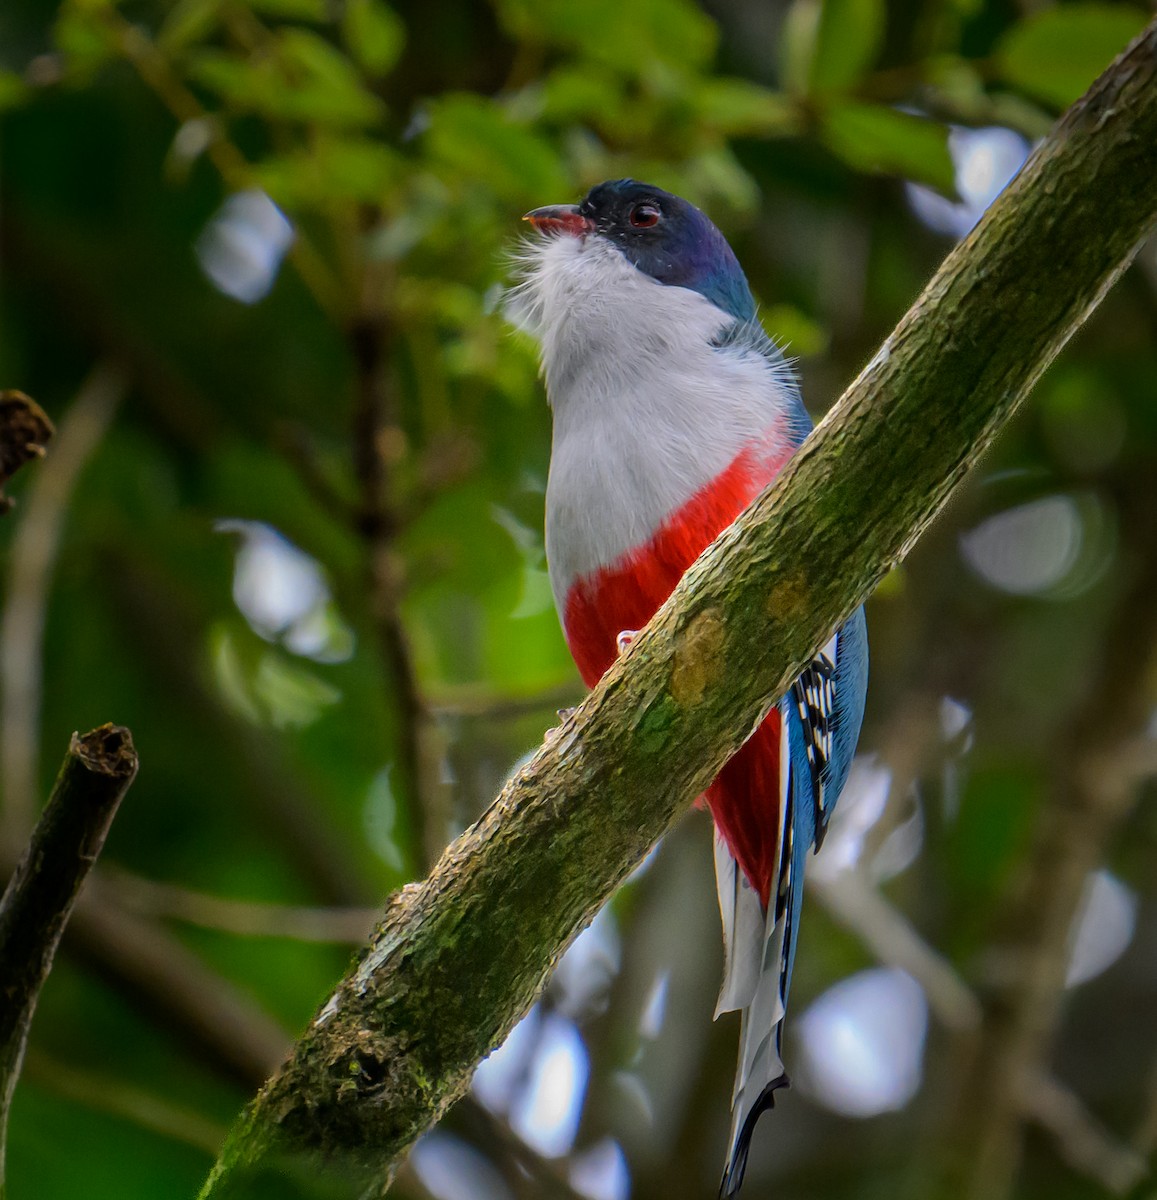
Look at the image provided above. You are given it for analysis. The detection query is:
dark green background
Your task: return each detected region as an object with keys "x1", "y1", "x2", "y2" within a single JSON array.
[{"x1": 1, "y1": 1, "x2": 1155, "y2": 1197}]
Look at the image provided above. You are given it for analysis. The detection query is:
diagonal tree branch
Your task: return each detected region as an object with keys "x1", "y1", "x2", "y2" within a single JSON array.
[{"x1": 200, "y1": 22, "x2": 1157, "y2": 1198}]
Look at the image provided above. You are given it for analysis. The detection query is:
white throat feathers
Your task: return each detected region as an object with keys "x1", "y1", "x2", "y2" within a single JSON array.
[{"x1": 507, "y1": 234, "x2": 800, "y2": 608}]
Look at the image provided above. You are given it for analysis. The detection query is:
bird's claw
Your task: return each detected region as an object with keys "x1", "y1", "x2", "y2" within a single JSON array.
[
  {"x1": 616, "y1": 629, "x2": 639, "y2": 656},
  {"x1": 544, "y1": 705, "x2": 578, "y2": 744}
]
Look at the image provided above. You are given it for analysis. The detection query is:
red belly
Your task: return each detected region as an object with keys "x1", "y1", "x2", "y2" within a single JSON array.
[
  {"x1": 705, "y1": 715, "x2": 783, "y2": 909},
  {"x1": 561, "y1": 441, "x2": 786, "y2": 685},
  {"x1": 561, "y1": 438, "x2": 791, "y2": 905}
]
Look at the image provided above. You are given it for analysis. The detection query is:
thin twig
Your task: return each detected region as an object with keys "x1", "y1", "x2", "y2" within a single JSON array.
[
  {"x1": 104, "y1": 872, "x2": 378, "y2": 943},
  {"x1": 1024, "y1": 1070, "x2": 1147, "y2": 1195},
  {"x1": 0, "y1": 366, "x2": 123, "y2": 845},
  {"x1": 0, "y1": 724, "x2": 138, "y2": 1195},
  {"x1": 21, "y1": 1047, "x2": 226, "y2": 1157},
  {"x1": 427, "y1": 681, "x2": 583, "y2": 722},
  {"x1": 350, "y1": 313, "x2": 446, "y2": 873},
  {"x1": 811, "y1": 869, "x2": 982, "y2": 1031},
  {"x1": 64, "y1": 882, "x2": 291, "y2": 1091}
]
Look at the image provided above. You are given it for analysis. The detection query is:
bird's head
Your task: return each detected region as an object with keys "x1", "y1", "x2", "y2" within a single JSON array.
[{"x1": 521, "y1": 179, "x2": 756, "y2": 322}]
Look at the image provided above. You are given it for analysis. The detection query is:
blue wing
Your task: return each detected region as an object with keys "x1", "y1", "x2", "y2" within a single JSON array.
[
  {"x1": 790, "y1": 606, "x2": 869, "y2": 850},
  {"x1": 783, "y1": 605, "x2": 868, "y2": 996}
]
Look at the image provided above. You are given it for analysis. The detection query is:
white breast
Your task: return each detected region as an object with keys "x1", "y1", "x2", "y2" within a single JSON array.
[{"x1": 507, "y1": 235, "x2": 796, "y2": 609}]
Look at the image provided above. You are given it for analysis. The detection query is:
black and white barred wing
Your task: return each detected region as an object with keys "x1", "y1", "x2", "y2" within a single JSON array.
[{"x1": 791, "y1": 632, "x2": 839, "y2": 850}]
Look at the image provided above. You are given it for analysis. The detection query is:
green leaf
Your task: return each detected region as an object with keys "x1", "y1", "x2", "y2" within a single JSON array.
[
  {"x1": 211, "y1": 624, "x2": 342, "y2": 729},
  {"x1": 538, "y1": 65, "x2": 624, "y2": 124},
  {"x1": 995, "y1": 4, "x2": 1149, "y2": 109},
  {"x1": 780, "y1": 0, "x2": 822, "y2": 94},
  {"x1": 494, "y1": 0, "x2": 717, "y2": 75},
  {"x1": 255, "y1": 137, "x2": 399, "y2": 206},
  {"x1": 53, "y1": 5, "x2": 118, "y2": 77},
  {"x1": 190, "y1": 31, "x2": 383, "y2": 126},
  {"x1": 424, "y1": 94, "x2": 567, "y2": 203},
  {"x1": 187, "y1": 49, "x2": 253, "y2": 103},
  {"x1": 811, "y1": 0, "x2": 886, "y2": 92},
  {"x1": 681, "y1": 146, "x2": 760, "y2": 212},
  {"x1": 309, "y1": 136, "x2": 398, "y2": 200},
  {"x1": 986, "y1": 90, "x2": 1056, "y2": 139},
  {"x1": 157, "y1": 0, "x2": 222, "y2": 53},
  {"x1": 821, "y1": 101, "x2": 955, "y2": 193},
  {"x1": 211, "y1": 623, "x2": 265, "y2": 725},
  {"x1": 781, "y1": 0, "x2": 885, "y2": 94},
  {"x1": 924, "y1": 54, "x2": 988, "y2": 117},
  {"x1": 274, "y1": 28, "x2": 383, "y2": 122},
  {"x1": 693, "y1": 79, "x2": 798, "y2": 136},
  {"x1": 254, "y1": 652, "x2": 342, "y2": 729},
  {"x1": 342, "y1": 0, "x2": 405, "y2": 77}
]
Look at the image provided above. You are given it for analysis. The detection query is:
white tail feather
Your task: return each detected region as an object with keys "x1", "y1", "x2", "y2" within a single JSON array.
[
  {"x1": 713, "y1": 704, "x2": 796, "y2": 1197},
  {"x1": 712, "y1": 826, "x2": 763, "y2": 1016},
  {"x1": 729, "y1": 906, "x2": 787, "y2": 1117},
  {"x1": 716, "y1": 895, "x2": 792, "y2": 1197}
]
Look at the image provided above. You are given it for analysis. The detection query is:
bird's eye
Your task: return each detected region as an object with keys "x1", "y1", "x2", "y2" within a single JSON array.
[{"x1": 629, "y1": 202, "x2": 661, "y2": 229}]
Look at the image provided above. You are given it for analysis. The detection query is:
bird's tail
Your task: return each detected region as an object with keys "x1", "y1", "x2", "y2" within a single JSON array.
[
  {"x1": 713, "y1": 824, "x2": 793, "y2": 1197},
  {"x1": 712, "y1": 704, "x2": 809, "y2": 1197}
]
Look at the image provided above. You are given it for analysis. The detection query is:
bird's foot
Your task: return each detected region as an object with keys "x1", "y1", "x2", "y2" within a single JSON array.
[
  {"x1": 616, "y1": 629, "x2": 639, "y2": 656},
  {"x1": 544, "y1": 706, "x2": 578, "y2": 744}
]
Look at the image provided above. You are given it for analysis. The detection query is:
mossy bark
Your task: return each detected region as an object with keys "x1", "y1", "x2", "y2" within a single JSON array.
[{"x1": 200, "y1": 22, "x2": 1157, "y2": 1198}]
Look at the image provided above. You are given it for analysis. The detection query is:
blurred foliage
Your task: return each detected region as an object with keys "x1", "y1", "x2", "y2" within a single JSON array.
[{"x1": 0, "y1": 0, "x2": 1155, "y2": 1198}]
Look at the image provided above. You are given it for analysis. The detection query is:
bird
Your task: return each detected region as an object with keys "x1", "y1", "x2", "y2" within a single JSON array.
[{"x1": 507, "y1": 179, "x2": 868, "y2": 1196}]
